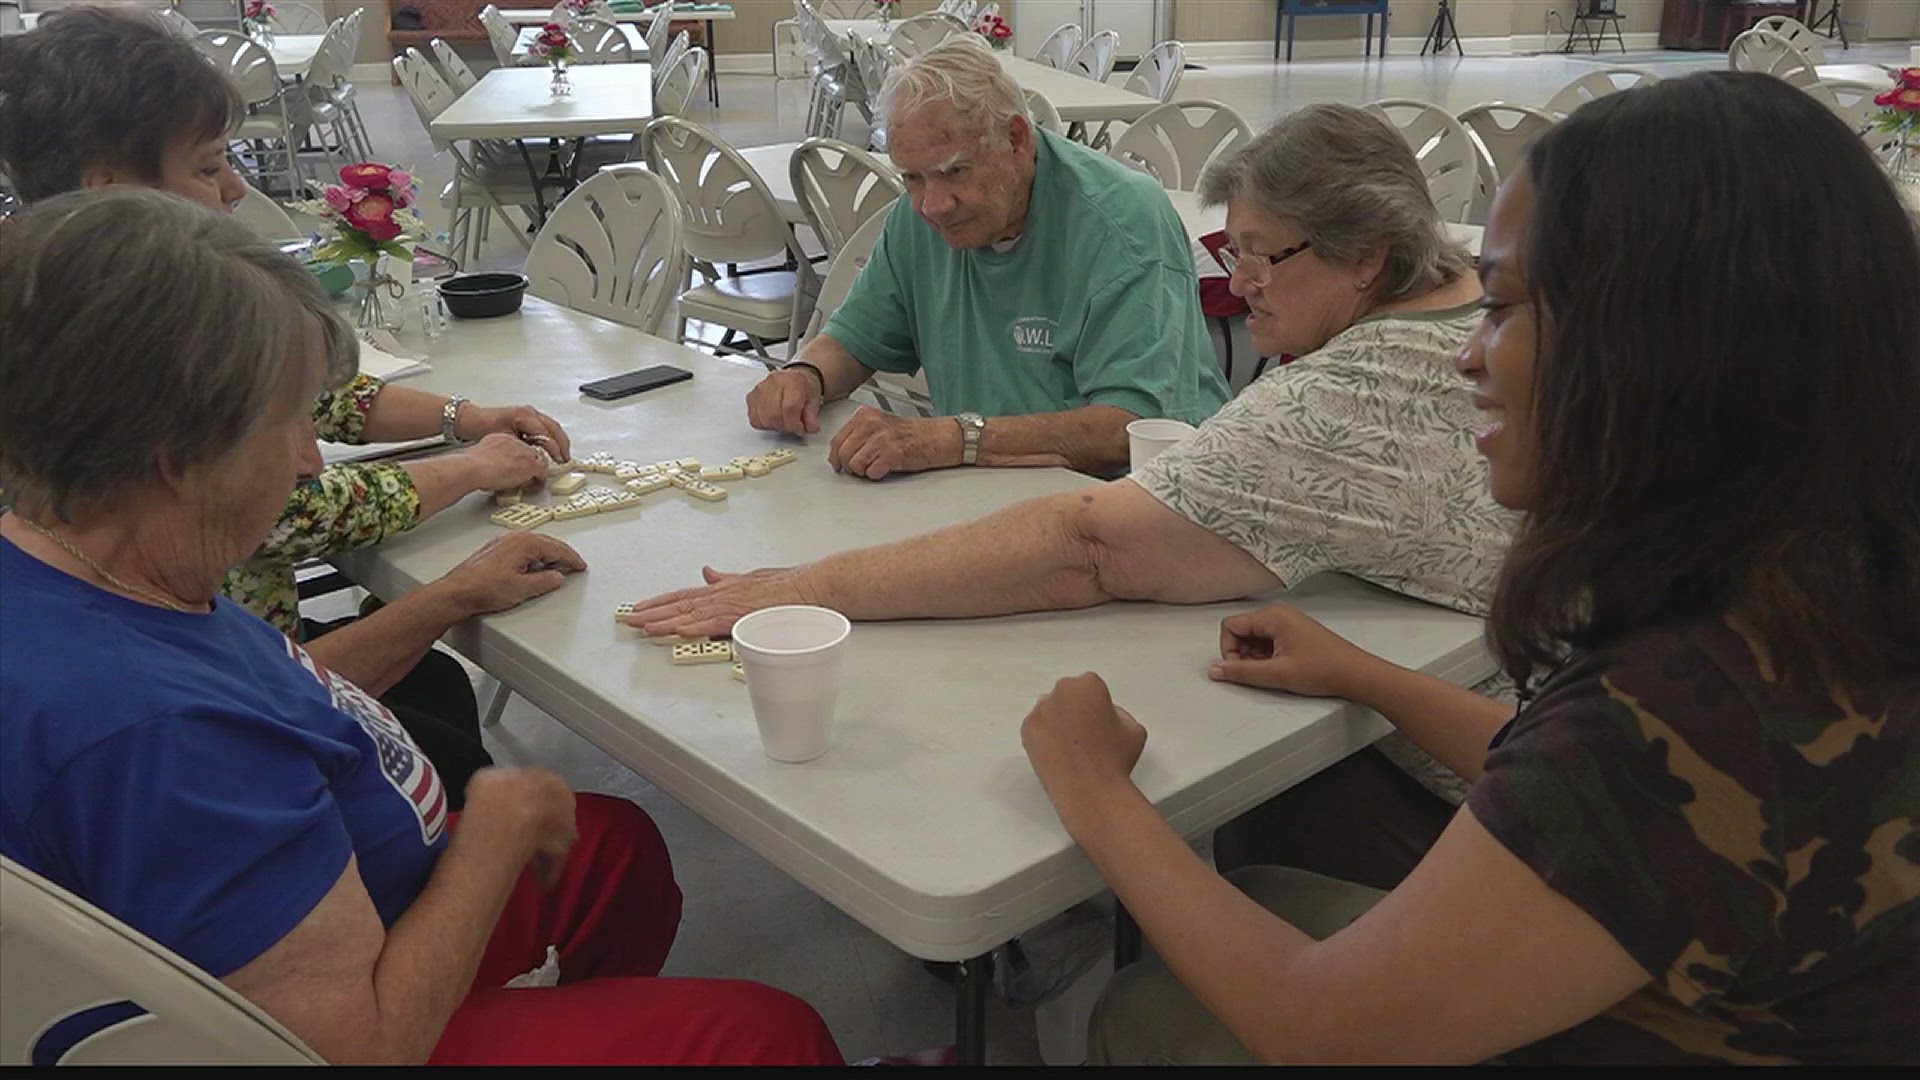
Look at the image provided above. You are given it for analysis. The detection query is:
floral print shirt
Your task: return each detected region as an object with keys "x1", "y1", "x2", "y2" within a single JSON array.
[{"x1": 220, "y1": 373, "x2": 422, "y2": 637}]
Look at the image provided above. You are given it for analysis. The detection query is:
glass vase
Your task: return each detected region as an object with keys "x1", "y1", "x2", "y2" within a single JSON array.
[
  {"x1": 352, "y1": 257, "x2": 408, "y2": 333},
  {"x1": 550, "y1": 58, "x2": 572, "y2": 97}
]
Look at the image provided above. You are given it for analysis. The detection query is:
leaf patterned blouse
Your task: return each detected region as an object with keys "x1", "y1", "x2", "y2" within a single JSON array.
[
  {"x1": 220, "y1": 373, "x2": 422, "y2": 637},
  {"x1": 1131, "y1": 304, "x2": 1519, "y2": 802}
]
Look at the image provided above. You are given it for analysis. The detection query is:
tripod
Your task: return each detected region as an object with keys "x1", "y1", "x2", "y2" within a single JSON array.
[
  {"x1": 1806, "y1": 0, "x2": 1849, "y2": 49},
  {"x1": 1421, "y1": 0, "x2": 1464, "y2": 57}
]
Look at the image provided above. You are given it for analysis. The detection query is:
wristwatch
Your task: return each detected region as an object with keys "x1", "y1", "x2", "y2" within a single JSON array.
[
  {"x1": 441, "y1": 394, "x2": 470, "y2": 444},
  {"x1": 955, "y1": 412, "x2": 986, "y2": 466}
]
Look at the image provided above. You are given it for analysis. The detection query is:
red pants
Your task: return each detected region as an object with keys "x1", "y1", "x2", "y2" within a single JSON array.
[{"x1": 429, "y1": 793, "x2": 844, "y2": 1065}]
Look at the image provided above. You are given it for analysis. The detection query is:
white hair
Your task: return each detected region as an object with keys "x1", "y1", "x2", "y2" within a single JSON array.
[{"x1": 876, "y1": 35, "x2": 1026, "y2": 146}]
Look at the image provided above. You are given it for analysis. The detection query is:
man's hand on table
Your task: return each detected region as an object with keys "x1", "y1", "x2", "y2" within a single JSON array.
[
  {"x1": 1021, "y1": 673, "x2": 1148, "y2": 827},
  {"x1": 747, "y1": 367, "x2": 825, "y2": 435},
  {"x1": 455, "y1": 402, "x2": 573, "y2": 462},
  {"x1": 827, "y1": 406, "x2": 962, "y2": 481},
  {"x1": 622, "y1": 565, "x2": 823, "y2": 639}
]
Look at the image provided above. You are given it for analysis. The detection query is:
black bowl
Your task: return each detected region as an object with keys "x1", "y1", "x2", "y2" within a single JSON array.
[{"x1": 438, "y1": 272, "x2": 528, "y2": 319}]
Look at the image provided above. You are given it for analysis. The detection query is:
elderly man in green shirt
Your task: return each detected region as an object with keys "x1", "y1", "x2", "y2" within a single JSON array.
[{"x1": 745, "y1": 36, "x2": 1228, "y2": 480}]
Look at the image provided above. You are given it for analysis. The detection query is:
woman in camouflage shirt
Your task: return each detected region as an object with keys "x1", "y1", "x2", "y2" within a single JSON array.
[{"x1": 1024, "y1": 73, "x2": 1919, "y2": 1064}]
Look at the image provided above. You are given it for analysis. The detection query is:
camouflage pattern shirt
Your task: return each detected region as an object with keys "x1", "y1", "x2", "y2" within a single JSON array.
[
  {"x1": 1470, "y1": 616, "x2": 1919, "y2": 1064},
  {"x1": 219, "y1": 374, "x2": 422, "y2": 638}
]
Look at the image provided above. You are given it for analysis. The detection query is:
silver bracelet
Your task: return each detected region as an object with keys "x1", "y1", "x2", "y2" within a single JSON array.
[{"x1": 441, "y1": 394, "x2": 470, "y2": 444}]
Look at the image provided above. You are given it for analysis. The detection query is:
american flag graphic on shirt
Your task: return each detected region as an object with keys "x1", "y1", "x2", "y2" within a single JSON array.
[{"x1": 284, "y1": 640, "x2": 447, "y2": 845}]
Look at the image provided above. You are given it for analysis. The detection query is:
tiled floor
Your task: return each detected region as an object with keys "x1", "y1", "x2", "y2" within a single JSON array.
[{"x1": 317, "y1": 40, "x2": 1911, "y2": 1065}]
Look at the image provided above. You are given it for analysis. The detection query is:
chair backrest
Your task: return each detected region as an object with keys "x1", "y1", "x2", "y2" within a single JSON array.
[
  {"x1": 1727, "y1": 28, "x2": 1821, "y2": 90},
  {"x1": 1542, "y1": 66, "x2": 1659, "y2": 116},
  {"x1": 431, "y1": 37, "x2": 480, "y2": 92},
  {"x1": 656, "y1": 28, "x2": 691, "y2": 77},
  {"x1": 0, "y1": 858, "x2": 323, "y2": 1065},
  {"x1": 790, "y1": 136, "x2": 906, "y2": 259},
  {"x1": 159, "y1": 7, "x2": 199, "y2": 36},
  {"x1": 571, "y1": 15, "x2": 634, "y2": 63},
  {"x1": 1033, "y1": 22, "x2": 1082, "y2": 69},
  {"x1": 654, "y1": 44, "x2": 706, "y2": 116},
  {"x1": 233, "y1": 181, "x2": 301, "y2": 240},
  {"x1": 479, "y1": 3, "x2": 519, "y2": 66},
  {"x1": 1363, "y1": 98, "x2": 1479, "y2": 224},
  {"x1": 1108, "y1": 100, "x2": 1250, "y2": 193},
  {"x1": 950, "y1": 0, "x2": 979, "y2": 20},
  {"x1": 1814, "y1": 78, "x2": 1886, "y2": 136},
  {"x1": 642, "y1": 116, "x2": 801, "y2": 265},
  {"x1": 269, "y1": 0, "x2": 327, "y2": 34},
  {"x1": 303, "y1": 18, "x2": 350, "y2": 90},
  {"x1": 853, "y1": 37, "x2": 902, "y2": 147},
  {"x1": 889, "y1": 12, "x2": 962, "y2": 57},
  {"x1": 552, "y1": 0, "x2": 613, "y2": 22},
  {"x1": 1067, "y1": 29, "x2": 1119, "y2": 82},
  {"x1": 644, "y1": 2, "x2": 674, "y2": 58},
  {"x1": 393, "y1": 47, "x2": 461, "y2": 145},
  {"x1": 1123, "y1": 39, "x2": 1184, "y2": 102},
  {"x1": 194, "y1": 29, "x2": 284, "y2": 106},
  {"x1": 526, "y1": 167, "x2": 688, "y2": 336},
  {"x1": 1024, "y1": 87, "x2": 1063, "y2": 134},
  {"x1": 1455, "y1": 101, "x2": 1558, "y2": 223},
  {"x1": 1750, "y1": 13, "x2": 1825, "y2": 64}
]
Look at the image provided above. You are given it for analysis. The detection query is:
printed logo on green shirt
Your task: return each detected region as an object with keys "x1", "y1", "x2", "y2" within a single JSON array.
[{"x1": 1010, "y1": 315, "x2": 1057, "y2": 356}]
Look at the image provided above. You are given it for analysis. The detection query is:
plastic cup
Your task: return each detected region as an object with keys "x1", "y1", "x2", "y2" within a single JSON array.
[
  {"x1": 1126, "y1": 418, "x2": 1198, "y2": 471},
  {"x1": 730, "y1": 605, "x2": 852, "y2": 763}
]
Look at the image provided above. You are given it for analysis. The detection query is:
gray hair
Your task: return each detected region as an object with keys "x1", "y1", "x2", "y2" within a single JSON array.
[
  {"x1": 1199, "y1": 103, "x2": 1472, "y2": 300},
  {"x1": 0, "y1": 188, "x2": 357, "y2": 521},
  {"x1": 0, "y1": 6, "x2": 244, "y2": 202},
  {"x1": 877, "y1": 34, "x2": 1026, "y2": 146}
]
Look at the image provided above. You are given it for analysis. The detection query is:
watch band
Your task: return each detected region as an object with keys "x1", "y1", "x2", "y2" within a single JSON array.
[
  {"x1": 956, "y1": 412, "x2": 986, "y2": 466},
  {"x1": 441, "y1": 394, "x2": 470, "y2": 444}
]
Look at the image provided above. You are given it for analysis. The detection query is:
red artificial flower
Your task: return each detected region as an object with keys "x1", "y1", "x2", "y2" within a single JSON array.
[
  {"x1": 1896, "y1": 87, "x2": 1920, "y2": 112},
  {"x1": 343, "y1": 193, "x2": 401, "y2": 241},
  {"x1": 1878, "y1": 89, "x2": 1899, "y2": 106},
  {"x1": 339, "y1": 162, "x2": 394, "y2": 190}
]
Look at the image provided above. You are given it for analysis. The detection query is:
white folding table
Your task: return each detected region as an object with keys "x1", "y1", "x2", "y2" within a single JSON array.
[
  {"x1": 338, "y1": 296, "x2": 1496, "y2": 1063},
  {"x1": 267, "y1": 32, "x2": 324, "y2": 79},
  {"x1": 430, "y1": 64, "x2": 656, "y2": 242},
  {"x1": 503, "y1": 4, "x2": 734, "y2": 104}
]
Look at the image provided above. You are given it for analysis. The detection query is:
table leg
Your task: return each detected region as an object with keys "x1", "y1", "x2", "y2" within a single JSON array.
[
  {"x1": 706, "y1": 18, "x2": 720, "y2": 107},
  {"x1": 1365, "y1": 14, "x2": 1373, "y2": 57},
  {"x1": 514, "y1": 140, "x2": 554, "y2": 224},
  {"x1": 1114, "y1": 902, "x2": 1143, "y2": 970},
  {"x1": 955, "y1": 952, "x2": 991, "y2": 1066}
]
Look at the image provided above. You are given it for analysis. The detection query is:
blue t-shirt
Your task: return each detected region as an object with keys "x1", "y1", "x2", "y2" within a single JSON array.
[{"x1": 0, "y1": 536, "x2": 448, "y2": 978}]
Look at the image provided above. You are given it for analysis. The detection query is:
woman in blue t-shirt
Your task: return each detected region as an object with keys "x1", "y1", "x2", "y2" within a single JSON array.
[
  {"x1": 1016, "y1": 72, "x2": 1919, "y2": 1063},
  {"x1": 0, "y1": 189, "x2": 841, "y2": 1064}
]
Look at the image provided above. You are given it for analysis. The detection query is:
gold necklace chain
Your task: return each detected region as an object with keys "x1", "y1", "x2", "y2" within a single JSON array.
[{"x1": 15, "y1": 517, "x2": 200, "y2": 614}]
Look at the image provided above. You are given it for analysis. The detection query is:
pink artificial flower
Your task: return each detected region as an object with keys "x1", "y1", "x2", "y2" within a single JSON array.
[
  {"x1": 339, "y1": 162, "x2": 393, "y2": 190},
  {"x1": 322, "y1": 184, "x2": 353, "y2": 212},
  {"x1": 344, "y1": 193, "x2": 401, "y2": 241},
  {"x1": 387, "y1": 169, "x2": 413, "y2": 190},
  {"x1": 1900, "y1": 67, "x2": 1920, "y2": 91}
]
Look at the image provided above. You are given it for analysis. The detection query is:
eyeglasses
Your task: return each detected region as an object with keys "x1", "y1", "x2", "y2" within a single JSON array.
[{"x1": 1218, "y1": 240, "x2": 1312, "y2": 288}]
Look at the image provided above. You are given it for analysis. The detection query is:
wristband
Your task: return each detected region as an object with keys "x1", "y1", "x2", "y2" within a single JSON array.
[{"x1": 785, "y1": 362, "x2": 829, "y2": 398}]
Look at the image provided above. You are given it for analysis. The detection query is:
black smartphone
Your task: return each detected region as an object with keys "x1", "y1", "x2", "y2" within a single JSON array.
[{"x1": 579, "y1": 365, "x2": 693, "y2": 401}]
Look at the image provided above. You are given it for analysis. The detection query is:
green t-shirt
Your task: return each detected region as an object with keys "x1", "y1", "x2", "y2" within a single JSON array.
[{"x1": 823, "y1": 128, "x2": 1228, "y2": 424}]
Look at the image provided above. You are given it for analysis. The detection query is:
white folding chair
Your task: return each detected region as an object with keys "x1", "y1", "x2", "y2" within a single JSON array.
[
  {"x1": 790, "y1": 136, "x2": 905, "y2": 260},
  {"x1": 1363, "y1": 98, "x2": 1479, "y2": 224},
  {"x1": 1455, "y1": 102, "x2": 1557, "y2": 224},
  {"x1": 643, "y1": 2, "x2": 674, "y2": 60},
  {"x1": 1727, "y1": 29, "x2": 1821, "y2": 91},
  {"x1": 643, "y1": 116, "x2": 821, "y2": 363},
  {"x1": 653, "y1": 45, "x2": 707, "y2": 117},
  {"x1": 656, "y1": 29, "x2": 692, "y2": 79},
  {"x1": 1750, "y1": 14, "x2": 1826, "y2": 65},
  {"x1": 430, "y1": 37, "x2": 480, "y2": 92},
  {"x1": 159, "y1": 6, "x2": 199, "y2": 36},
  {"x1": 1032, "y1": 22, "x2": 1082, "y2": 69},
  {"x1": 849, "y1": 35, "x2": 899, "y2": 150},
  {"x1": 805, "y1": 31, "x2": 855, "y2": 140},
  {"x1": 1024, "y1": 87, "x2": 1063, "y2": 135},
  {"x1": 233, "y1": 180, "x2": 301, "y2": 241},
  {"x1": 268, "y1": 0, "x2": 326, "y2": 34},
  {"x1": 1090, "y1": 39, "x2": 1185, "y2": 150},
  {"x1": 773, "y1": 5, "x2": 808, "y2": 79},
  {"x1": 392, "y1": 50, "x2": 540, "y2": 266},
  {"x1": 1107, "y1": 100, "x2": 1251, "y2": 193},
  {"x1": 889, "y1": 12, "x2": 963, "y2": 57},
  {"x1": 195, "y1": 29, "x2": 303, "y2": 197},
  {"x1": 0, "y1": 857, "x2": 324, "y2": 1065},
  {"x1": 1543, "y1": 66, "x2": 1660, "y2": 116},
  {"x1": 479, "y1": 3, "x2": 520, "y2": 66},
  {"x1": 570, "y1": 15, "x2": 634, "y2": 63},
  {"x1": 526, "y1": 168, "x2": 688, "y2": 336},
  {"x1": 1066, "y1": 29, "x2": 1119, "y2": 82}
]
